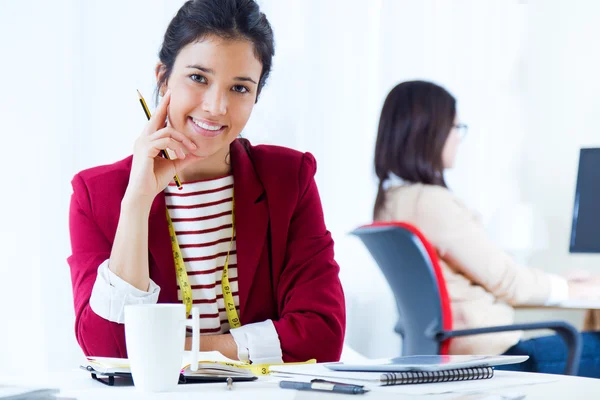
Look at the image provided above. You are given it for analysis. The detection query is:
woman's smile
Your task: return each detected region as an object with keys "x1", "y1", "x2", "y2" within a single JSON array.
[{"x1": 188, "y1": 116, "x2": 227, "y2": 138}]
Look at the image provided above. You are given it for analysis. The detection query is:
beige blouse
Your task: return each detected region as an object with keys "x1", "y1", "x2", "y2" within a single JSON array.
[{"x1": 376, "y1": 182, "x2": 567, "y2": 355}]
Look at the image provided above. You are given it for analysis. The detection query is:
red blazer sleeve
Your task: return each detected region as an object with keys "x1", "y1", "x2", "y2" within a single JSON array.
[
  {"x1": 67, "y1": 174, "x2": 126, "y2": 357},
  {"x1": 272, "y1": 154, "x2": 346, "y2": 362}
]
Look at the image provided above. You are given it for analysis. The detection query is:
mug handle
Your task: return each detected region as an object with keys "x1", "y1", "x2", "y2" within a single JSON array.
[{"x1": 184, "y1": 307, "x2": 200, "y2": 372}]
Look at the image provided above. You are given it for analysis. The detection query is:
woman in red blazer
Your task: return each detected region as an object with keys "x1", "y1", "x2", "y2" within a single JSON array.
[{"x1": 67, "y1": 0, "x2": 345, "y2": 364}]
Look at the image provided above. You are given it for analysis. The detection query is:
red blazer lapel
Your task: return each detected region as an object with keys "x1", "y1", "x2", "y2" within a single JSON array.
[
  {"x1": 147, "y1": 191, "x2": 179, "y2": 303},
  {"x1": 230, "y1": 140, "x2": 268, "y2": 319}
]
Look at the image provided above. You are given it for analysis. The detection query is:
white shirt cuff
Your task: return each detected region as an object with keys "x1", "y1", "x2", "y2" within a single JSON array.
[
  {"x1": 545, "y1": 274, "x2": 569, "y2": 305},
  {"x1": 89, "y1": 259, "x2": 161, "y2": 324},
  {"x1": 230, "y1": 320, "x2": 283, "y2": 364}
]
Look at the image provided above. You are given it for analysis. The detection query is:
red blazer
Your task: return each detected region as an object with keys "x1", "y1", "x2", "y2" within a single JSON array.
[{"x1": 68, "y1": 139, "x2": 345, "y2": 362}]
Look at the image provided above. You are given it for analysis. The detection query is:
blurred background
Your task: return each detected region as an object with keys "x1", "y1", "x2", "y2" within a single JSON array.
[{"x1": 1, "y1": 0, "x2": 599, "y2": 374}]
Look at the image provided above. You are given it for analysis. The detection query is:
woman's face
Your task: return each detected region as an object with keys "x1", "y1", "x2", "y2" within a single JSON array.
[
  {"x1": 442, "y1": 117, "x2": 462, "y2": 169},
  {"x1": 158, "y1": 35, "x2": 262, "y2": 160}
]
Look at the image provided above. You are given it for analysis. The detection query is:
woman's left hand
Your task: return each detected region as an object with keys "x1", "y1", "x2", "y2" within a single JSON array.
[{"x1": 562, "y1": 269, "x2": 596, "y2": 282}]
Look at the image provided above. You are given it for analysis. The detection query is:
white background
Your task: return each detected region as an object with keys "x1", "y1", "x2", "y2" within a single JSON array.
[{"x1": 1, "y1": 0, "x2": 599, "y2": 374}]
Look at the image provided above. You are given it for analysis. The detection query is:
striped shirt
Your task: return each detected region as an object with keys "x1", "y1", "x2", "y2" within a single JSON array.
[{"x1": 164, "y1": 174, "x2": 239, "y2": 334}]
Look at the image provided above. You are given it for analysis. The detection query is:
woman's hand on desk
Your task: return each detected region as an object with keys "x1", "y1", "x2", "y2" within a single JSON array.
[
  {"x1": 563, "y1": 269, "x2": 595, "y2": 282},
  {"x1": 126, "y1": 91, "x2": 200, "y2": 202},
  {"x1": 185, "y1": 333, "x2": 239, "y2": 361},
  {"x1": 567, "y1": 280, "x2": 600, "y2": 300}
]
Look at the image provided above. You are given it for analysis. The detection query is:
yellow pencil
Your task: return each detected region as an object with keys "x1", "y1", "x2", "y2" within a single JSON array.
[{"x1": 137, "y1": 90, "x2": 183, "y2": 190}]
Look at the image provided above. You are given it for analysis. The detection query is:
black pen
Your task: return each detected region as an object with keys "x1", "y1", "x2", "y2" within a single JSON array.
[{"x1": 279, "y1": 380, "x2": 369, "y2": 395}]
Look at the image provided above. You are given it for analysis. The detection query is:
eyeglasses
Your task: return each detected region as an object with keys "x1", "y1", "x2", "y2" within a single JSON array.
[{"x1": 453, "y1": 123, "x2": 468, "y2": 140}]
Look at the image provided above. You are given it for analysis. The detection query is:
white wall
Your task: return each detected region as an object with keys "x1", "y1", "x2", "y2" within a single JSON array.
[
  {"x1": 1, "y1": 0, "x2": 599, "y2": 374},
  {"x1": 522, "y1": 0, "x2": 600, "y2": 272},
  {"x1": 0, "y1": 0, "x2": 186, "y2": 375},
  {"x1": 254, "y1": 0, "x2": 535, "y2": 357},
  {"x1": 512, "y1": 0, "x2": 600, "y2": 327},
  {"x1": 0, "y1": 0, "x2": 78, "y2": 374}
]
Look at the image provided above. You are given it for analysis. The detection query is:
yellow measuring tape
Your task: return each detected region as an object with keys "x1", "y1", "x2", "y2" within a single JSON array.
[
  {"x1": 220, "y1": 195, "x2": 240, "y2": 328},
  {"x1": 166, "y1": 193, "x2": 240, "y2": 328},
  {"x1": 182, "y1": 359, "x2": 317, "y2": 376},
  {"x1": 167, "y1": 210, "x2": 194, "y2": 317}
]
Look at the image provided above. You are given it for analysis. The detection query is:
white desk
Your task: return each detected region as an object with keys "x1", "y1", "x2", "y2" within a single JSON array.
[
  {"x1": 516, "y1": 300, "x2": 600, "y2": 330},
  {"x1": 3, "y1": 369, "x2": 600, "y2": 399},
  {"x1": 556, "y1": 299, "x2": 600, "y2": 310},
  {"x1": 517, "y1": 299, "x2": 600, "y2": 310}
]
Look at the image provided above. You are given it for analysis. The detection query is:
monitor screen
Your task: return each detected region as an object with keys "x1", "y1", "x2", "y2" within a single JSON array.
[{"x1": 570, "y1": 148, "x2": 600, "y2": 253}]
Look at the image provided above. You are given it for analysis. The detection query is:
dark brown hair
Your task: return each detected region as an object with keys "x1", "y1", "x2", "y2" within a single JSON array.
[
  {"x1": 373, "y1": 80, "x2": 456, "y2": 218},
  {"x1": 156, "y1": 0, "x2": 275, "y2": 103}
]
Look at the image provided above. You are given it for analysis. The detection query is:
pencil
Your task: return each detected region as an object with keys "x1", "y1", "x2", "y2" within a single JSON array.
[{"x1": 137, "y1": 89, "x2": 183, "y2": 190}]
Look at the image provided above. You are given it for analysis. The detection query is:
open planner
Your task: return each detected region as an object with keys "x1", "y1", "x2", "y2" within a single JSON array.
[{"x1": 81, "y1": 351, "x2": 257, "y2": 386}]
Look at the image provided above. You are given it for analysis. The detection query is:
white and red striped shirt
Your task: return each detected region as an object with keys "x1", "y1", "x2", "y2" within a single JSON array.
[{"x1": 165, "y1": 174, "x2": 239, "y2": 335}]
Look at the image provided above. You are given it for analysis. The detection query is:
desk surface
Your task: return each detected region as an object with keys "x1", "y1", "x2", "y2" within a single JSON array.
[
  {"x1": 516, "y1": 299, "x2": 600, "y2": 310},
  {"x1": 3, "y1": 369, "x2": 600, "y2": 399}
]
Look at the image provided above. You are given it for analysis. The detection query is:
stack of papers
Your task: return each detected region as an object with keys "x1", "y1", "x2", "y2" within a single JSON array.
[
  {"x1": 270, "y1": 355, "x2": 529, "y2": 387},
  {"x1": 269, "y1": 364, "x2": 557, "y2": 395}
]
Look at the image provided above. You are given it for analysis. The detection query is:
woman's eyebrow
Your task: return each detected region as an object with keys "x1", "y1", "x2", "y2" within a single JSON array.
[
  {"x1": 233, "y1": 76, "x2": 257, "y2": 85},
  {"x1": 186, "y1": 64, "x2": 257, "y2": 85}
]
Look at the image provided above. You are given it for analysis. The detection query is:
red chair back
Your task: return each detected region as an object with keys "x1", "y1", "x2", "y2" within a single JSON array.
[{"x1": 352, "y1": 222, "x2": 453, "y2": 355}]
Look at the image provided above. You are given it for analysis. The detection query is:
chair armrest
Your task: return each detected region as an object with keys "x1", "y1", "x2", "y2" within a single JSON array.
[{"x1": 435, "y1": 321, "x2": 582, "y2": 376}]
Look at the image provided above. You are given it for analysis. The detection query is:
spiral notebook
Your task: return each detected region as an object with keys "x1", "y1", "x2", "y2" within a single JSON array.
[
  {"x1": 270, "y1": 365, "x2": 494, "y2": 386},
  {"x1": 372, "y1": 366, "x2": 494, "y2": 385},
  {"x1": 270, "y1": 355, "x2": 527, "y2": 386}
]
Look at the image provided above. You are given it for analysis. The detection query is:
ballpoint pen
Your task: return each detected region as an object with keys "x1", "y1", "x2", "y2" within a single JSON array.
[
  {"x1": 279, "y1": 380, "x2": 369, "y2": 395},
  {"x1": 137, "y1": 89, "x2": 183, "y2": 190}
]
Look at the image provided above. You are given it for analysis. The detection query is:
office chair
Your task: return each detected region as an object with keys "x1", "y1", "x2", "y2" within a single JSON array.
[{"x1": 351, "y1": 222, "x2": 582, "y2": 375}]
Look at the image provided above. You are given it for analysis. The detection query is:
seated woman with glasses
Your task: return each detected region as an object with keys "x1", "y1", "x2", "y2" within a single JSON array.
[{"x1": 372, "y1": 80, "x2": 600, "y2": 377}]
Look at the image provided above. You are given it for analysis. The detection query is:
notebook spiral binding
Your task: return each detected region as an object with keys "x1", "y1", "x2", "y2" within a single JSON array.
[{"x1": 381, "y1": 366, "x2": 494, "y2": 385}]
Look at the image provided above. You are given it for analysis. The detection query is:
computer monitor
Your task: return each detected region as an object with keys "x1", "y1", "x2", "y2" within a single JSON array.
[{"x1": 570, "y1": 148, "x2": 600, "y2": 253}]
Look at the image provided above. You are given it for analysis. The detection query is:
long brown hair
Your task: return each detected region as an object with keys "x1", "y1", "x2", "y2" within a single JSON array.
[{"x1": 373, "y1": 80, "x2": 456, "y2": 219}]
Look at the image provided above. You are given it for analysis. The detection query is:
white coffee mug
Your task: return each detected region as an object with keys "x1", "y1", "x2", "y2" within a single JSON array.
[{"x1": 124, "y1": 304, "x2": 199, "y2": 392}]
